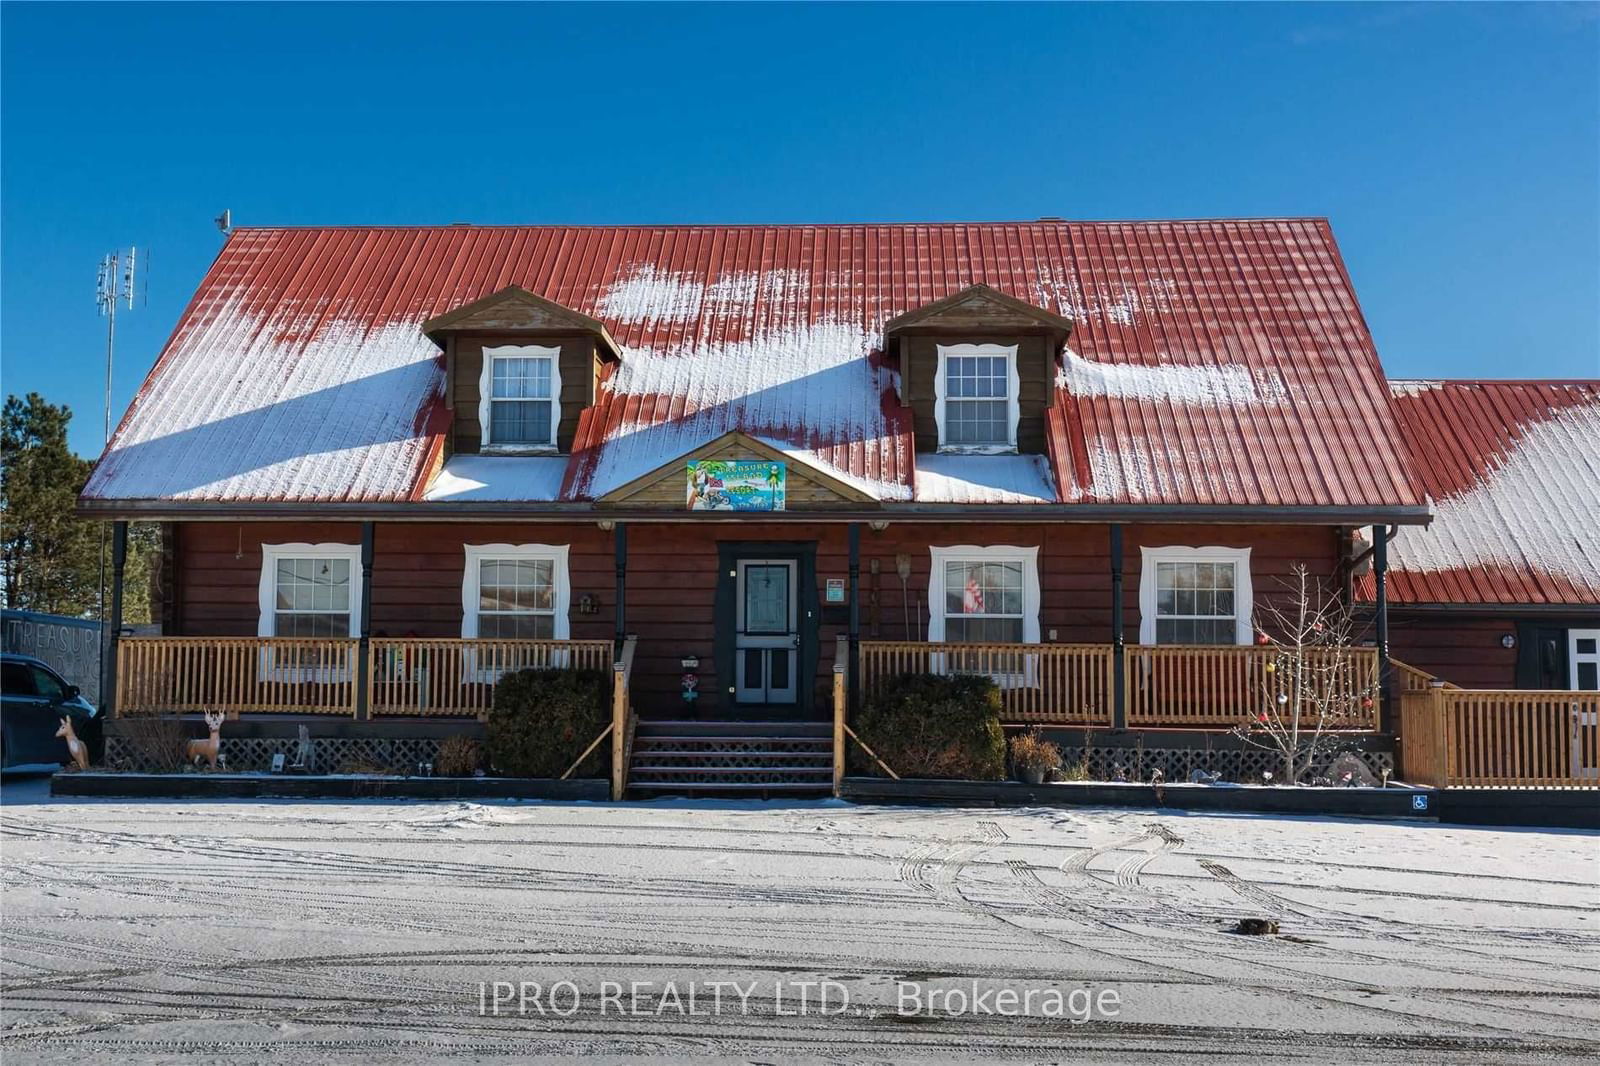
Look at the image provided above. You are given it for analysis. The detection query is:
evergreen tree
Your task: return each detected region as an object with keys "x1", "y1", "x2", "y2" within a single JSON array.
[{"x1": 1, "y1": 393, "x2": 101, "y2": 615}]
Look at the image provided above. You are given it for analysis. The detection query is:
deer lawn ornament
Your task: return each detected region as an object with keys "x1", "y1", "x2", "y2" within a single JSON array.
[
  {"x1": 54, "y1": 717, "x2": 89, "y2": 771},
  {"x1": 188, "y1": 710, "x2": 226, "y2": 771}
]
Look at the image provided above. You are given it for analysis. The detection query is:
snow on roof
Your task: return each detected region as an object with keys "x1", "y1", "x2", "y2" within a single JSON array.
[
  {"x1": 568, "y1": 318, "x2": 910, "y2": 500},
  {"x1": 914, "y1": 453, "x2": 1056, "y2": 504},
  {"x1": 596, "y1": 264, "x2": 810, "y2": 327},
  {"x1": 85, "y1": 221, "x2": 1422, "y2": 510},
  {"x1": 421, "y1": 455, "x2": 568, "y2": 502},
  {"x1": 83, "y1": 300, "x2": 442, "y2": 503},
  {"x1": 1056, "y1": 348, "x2": 1287, "y2": 405},
  {"x1": 1359, "y1": 381, "x2": 1600, "y2": 606}
]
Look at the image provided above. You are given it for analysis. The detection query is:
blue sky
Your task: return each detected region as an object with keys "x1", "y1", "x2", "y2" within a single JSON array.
[{"x1": 3, "y1": 2, "x2": 1596, "y2": 457}]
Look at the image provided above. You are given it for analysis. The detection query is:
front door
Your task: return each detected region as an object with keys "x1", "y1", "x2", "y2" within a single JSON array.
[{"x1": 735, "y1": 559, "x2": 799, "y2": 705}]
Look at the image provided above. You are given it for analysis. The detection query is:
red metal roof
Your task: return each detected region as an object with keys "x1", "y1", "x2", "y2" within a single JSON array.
[
  {"x1": 84, "y1": 220, "x2": 1424, "y2": 510},
  {"x1": 1359, "y1": 381, "x2": 1600, "y2": 607}
]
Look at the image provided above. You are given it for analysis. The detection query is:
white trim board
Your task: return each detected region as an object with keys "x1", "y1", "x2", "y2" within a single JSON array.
[
  {"x1": 479, "y1": 344, "x2": 562, "y2": 452},
  {"x1": 1137, "y1": 545, "x2": 1253, "y2": 645},
  {"x1": 933, "y1": 343, "x2": 1020, "y2": 453},
  {"x1": 460, "y1": 543, "x2": 572, "y2": 640},
  {"x1": 257, "y1": 542, "x2": 363, "y2": 638},
  {"x1": 926, "y1": 544, "x2": 1041, "y2": 642}
]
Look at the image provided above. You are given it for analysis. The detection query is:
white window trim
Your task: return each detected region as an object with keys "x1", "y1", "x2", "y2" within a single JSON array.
[
  {"x1": 933, "y1": 342, "x2": 1020, "y2": 454},
  {"x1": 257, "y1": 542, "x2": 362, "y2": 682},
  {"x1": 479, "y1": 344, "x2": 561, "y2": 453},
  {"x1": 1138, "y1": 545, "x2": 1253, "y2": 646},
  {"x1": 461, "y1": 543, "x2": 571, "y2": 681},
  {"x1": 928, "y1": 545, "x2": 1040, "y2": 687}
]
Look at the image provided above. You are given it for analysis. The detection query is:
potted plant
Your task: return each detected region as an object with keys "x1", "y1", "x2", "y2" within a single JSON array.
[{"x1": 1008, "y1": 727, "x2": 1061, "y2": 785}]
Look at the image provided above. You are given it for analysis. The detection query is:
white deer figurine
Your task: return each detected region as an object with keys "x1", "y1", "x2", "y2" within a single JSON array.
[
  {"x1": 188, "y1": 710, "x2": 226, "y2": 771},
  {"x1": 54, "y1": 717, "x2": 89, "y2": 771}
]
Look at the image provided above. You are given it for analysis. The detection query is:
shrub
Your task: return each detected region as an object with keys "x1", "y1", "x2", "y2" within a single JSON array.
[
  {"x1": 117, "y1": 714, "x2": 189, "y2": 773},
  {"x1": 485, "y1": 668, "x2": 611, "y2": 779},
  {"x1": 852, "y1": 673, "x2": 1006, "y2": 780},
  {"x1": 1009, "y1": 727, "x2": 1062, "y2": 775},
  {"x1": 435, "y1": 735, "x2": 482, "y2": 777}
]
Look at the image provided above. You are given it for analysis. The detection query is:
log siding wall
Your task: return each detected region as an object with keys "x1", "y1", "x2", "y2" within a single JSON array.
[{"x1": 173, "y1": 521, "x2": 1341, "y2": 716}]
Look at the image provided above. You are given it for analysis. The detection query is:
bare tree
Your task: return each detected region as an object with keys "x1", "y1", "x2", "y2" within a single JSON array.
[{"x1": 1230, "y1": 564, "x2": 1375, "y2": 784}]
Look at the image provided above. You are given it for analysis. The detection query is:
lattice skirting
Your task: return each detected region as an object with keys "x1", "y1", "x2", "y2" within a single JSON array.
[
  {"x1": 1056, "y1": 745, "x2": 1392, "y2": 784},
  {"x1": 105, "y1": 736, "x2": 446, "y2": 774}
]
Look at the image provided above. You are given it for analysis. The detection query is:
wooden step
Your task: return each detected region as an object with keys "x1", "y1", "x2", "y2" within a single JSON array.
[
  {"x1": 631, "y1": 781, "x2": 833, "y2": 794},
  {"x1": 634, "y1": 720, "x2": 831, "y2": 738},
  {"x1": 624, "y1": 745, "x2": 832, "y2": 755}
]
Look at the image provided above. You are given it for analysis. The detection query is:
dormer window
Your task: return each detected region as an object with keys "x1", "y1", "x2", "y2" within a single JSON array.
[
  {"x1": 935, "y1": 343, "x2": 1019, "y2": 452},
  {"x1": 481, "y1": 344, "x2": 561, "y2": 451}
]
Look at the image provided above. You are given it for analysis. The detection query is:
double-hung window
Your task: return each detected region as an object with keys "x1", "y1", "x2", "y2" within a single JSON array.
[
  {"x1": 935, "y1": 343, "x2": 1019, "y2": 452},
  {"x1": 1138, "y1": 546, "x2": 1253, "y2": 645},
  {"x1": 257, "y1": 543, "x2": 362, "y2": 680},
  {"x1": 480, "y1": 345, "x2": 560, "y2": 450},
  {"x1": 927, "y1": 545, "x2": 1041, "y2": 684},
  {"x1": 461, "y1": 544, "x2": 571, "y2": 679}
]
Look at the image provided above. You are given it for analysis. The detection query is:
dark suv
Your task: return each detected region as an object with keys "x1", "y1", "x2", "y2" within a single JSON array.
[{"x1": 1, "y1": 653, "x2": 100, "y2": 769}]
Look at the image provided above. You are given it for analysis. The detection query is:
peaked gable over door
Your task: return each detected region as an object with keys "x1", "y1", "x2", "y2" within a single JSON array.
[{"x1": 599, "y1": 431, "x2": 878, "y2": 510}]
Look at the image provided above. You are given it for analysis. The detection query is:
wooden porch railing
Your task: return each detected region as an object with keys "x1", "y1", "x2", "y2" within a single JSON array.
[
  {"x1": 116, "y1": 637, "x2": 360, "y2": 717},
  {"x1": 611, "y1": 635, "x2": 638, "y2": 801},
  {"x1": 1402, "y1": 685, "x2": 1600, "y2": 788},
  {"x1": 368, "y1": 637, "x2": 613, "y2": 717},
  {"x1": 1127, "y1": 645, "x2": 1379, "y2": 730},
  {"x1": 857, "y1": 640, "x2": 1114, "y2": 725}
]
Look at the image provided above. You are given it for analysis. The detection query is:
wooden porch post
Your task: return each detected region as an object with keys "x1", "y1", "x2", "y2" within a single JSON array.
[
  {"x1": 1109, "y1": 523, "x2": 1126, "y2": 730},
  {"x1": 613, "y1": 522, "x2": 627, "y2": 647},
  {"x1": 1374, "y1": 524, "x2": 1393, "y2": 734},
  {"x1": 103, "y1": 520, "x2": 128, "y2": 717},
  {"x1": 355, "y1": 522, "x2": 374, "y2": 721},
  {"x1": 847, "y1": 522, "x2": 861, "y2": 717}
]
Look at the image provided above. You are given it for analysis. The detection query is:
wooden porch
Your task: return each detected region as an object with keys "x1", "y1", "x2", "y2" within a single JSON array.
[{"x1": 857, "y1": 640, "x2": 1381, "y2": 730}]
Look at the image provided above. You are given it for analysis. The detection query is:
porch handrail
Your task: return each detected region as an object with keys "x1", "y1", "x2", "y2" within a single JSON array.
[
  {"x1": 832, "y1": 635, "x2": 848, "y2": 795},
  {"x1": 368, "y1": 637, "x2": 614, "y2": 718},
  {"x1": 116, "y1": 636, "x2": 360, "y2": 717},
  {"x1": 857, "y1": 640, "x2": 1115, "y2": 725},
  {"x1": 611, "y1": 635, "x2": 638, "y2": 801},
  {"x1": 1425, "y1": 687, "x2": 1600, "y2": 789},
  {"x1": 1126, "y1": 644, "x2": 1379, "y2": 730}
]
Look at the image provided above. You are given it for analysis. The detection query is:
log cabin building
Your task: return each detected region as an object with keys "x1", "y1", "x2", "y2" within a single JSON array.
[
  {"x1": 77, "y1": 220, "x2": 1596, "y2": 791},
  {"x1": 1358, "y1": 380, "x2": 1600, "y2": 692}
]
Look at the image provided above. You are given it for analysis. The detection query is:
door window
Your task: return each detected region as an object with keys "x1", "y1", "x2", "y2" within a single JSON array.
[{"x1": 743, "y1": 564, "x2": 792, "y2": 635}]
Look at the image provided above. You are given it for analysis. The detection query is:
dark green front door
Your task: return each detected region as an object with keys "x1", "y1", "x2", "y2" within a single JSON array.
[{"x1": 715, "y1": 542, "x2": 820, "y2": 717}]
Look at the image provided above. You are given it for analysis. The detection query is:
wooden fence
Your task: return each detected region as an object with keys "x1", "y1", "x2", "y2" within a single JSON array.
[
  {"x1": 118, "y1": 636, "x2": 615, "y2": 719},
  {"x1": 368, "y1": 638, "x2": 613, "y2": 717},
  {"x1": 117, "y1": 637, "x2": 360, "y2": 716},
  {"x1": 857, "y1": 640, "x2": 1114, "y2": 724},
  {"x1": 1402, "y1": 684, "x2": 1600, "y2": 788},
  {"x1": 1126, "y1": 645, "x2": 1379, "y2": 729}
]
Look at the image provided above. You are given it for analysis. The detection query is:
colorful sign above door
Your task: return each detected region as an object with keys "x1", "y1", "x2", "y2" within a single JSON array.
[{"x1": 687, "y1": 460, "x2": 786, "y2": 511}]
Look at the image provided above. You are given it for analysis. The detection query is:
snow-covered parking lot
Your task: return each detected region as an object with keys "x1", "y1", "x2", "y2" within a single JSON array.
[{"x1": 2, "y1": 777, "x2": 1597, "y2": 1064}]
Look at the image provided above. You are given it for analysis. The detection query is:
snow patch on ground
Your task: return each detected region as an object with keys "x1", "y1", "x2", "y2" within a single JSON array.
[
  {"x1": 3, "y1": 784, "x2": 1597, "y2": 1063},
  {"x1": 1389, "y1": 403, "x2": 1600, "y2": 584},
  {"x1": 422, "y1": 455, "x2": 568, "y2": 502},
  {"x1": 598, "y1": 264, "x2": 811, "y2": 325},
  {"x1": 1057, "y1": 348, "x2": 1288, "y2": 405},
  {"x1": 83, "y1": 299, "x2": 442, "y2": 502},
  {"x1": 915, "y1": 452, "x2": 1056, "y2": 503}
]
